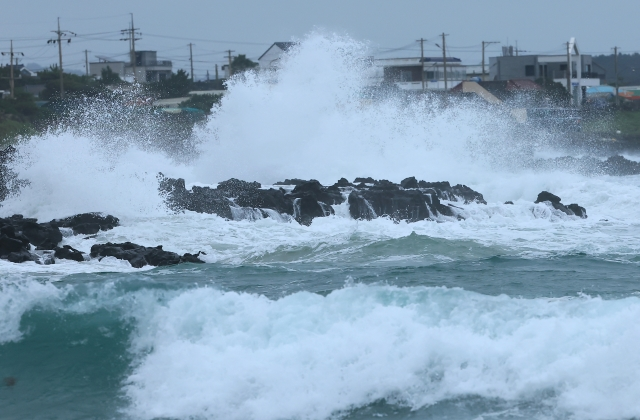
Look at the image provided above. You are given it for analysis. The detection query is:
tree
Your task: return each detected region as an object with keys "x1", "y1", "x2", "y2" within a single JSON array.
[
  {"x1": 150, "y1": 69, "x2": 192, "y2": 98},
  {"x1": 100, "y1": 66, "x2": 122, "y2": 85},
  {"x1": 231, "y1": 54, "x2": 258, "y2": 75}
]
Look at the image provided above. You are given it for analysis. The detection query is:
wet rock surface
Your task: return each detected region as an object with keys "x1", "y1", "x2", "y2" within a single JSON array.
[
  {"x1": 90, "y1": 242, "x2": 204, "y2": 268},
  {"x1": 159, "y1": 175, "x2": 490, "y2": 225},
  {"x1": 51, "y1": 213, "x2": 120, "y2": 235},
  {"x1": 535, "y1": 191, "x2": 587, "y2": 218},
  {"x1": 0, "y1": 212, "x2": 200, "y2": 266}
]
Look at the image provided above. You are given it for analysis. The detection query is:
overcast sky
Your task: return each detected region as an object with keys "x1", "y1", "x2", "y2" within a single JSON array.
[{"x1": 3, "y1": 0, "x2": 636, "y2": 80}]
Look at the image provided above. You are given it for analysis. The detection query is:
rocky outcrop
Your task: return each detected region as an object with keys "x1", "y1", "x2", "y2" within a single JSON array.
[
  {"x1": 0, "y1": 213, "x2": 200, "y2": 267},
  {"x1": 535, "y1": 191, "x2": 587, "y2": 218},
  {"x1": 90, "y1": 242, "x2": 204, "y2": 268},
  {"x1": 51, "y1": 213, "x2": 119, "y2": 235},
  {"x1": 159, "y1": 175, "x2": 489, "y2": 225}
]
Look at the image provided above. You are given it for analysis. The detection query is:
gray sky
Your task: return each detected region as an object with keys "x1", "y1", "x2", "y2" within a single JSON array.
[{"x1": 3, "y1": 0, "x2": 636, "y2": 80}]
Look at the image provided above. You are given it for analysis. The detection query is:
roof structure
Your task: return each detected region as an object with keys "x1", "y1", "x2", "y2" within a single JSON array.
[{"x1": 258, "y1": 42, "x2": 297, "y2": 61}]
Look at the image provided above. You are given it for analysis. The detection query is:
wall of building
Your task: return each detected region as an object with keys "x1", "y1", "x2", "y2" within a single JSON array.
[
  {"x1": 258, "y1": 45, "x2": 285, "y2": 69},
  {"x1": 89, "y1": 62, "x2": 126, "y2": 79}
]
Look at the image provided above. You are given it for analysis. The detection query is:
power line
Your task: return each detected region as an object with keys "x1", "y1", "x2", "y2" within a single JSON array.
[
  {"x1": 47, "y1": 17, "x2": 76, "y2": 99},
  {"x1": 1, "y1": 40, "x2": 25, "y2": 99}
]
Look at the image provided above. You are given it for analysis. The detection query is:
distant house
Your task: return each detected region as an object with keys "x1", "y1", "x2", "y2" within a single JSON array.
[
  {"x1": 371, "y1": 56, "x2": 467, "y2": 91},
  {"x1": 258, "y1": 42, "x2": 297, "y2": 70},
  {"x1": 89, "y1": 51, "x2": 172, "y2": 83},
  {"x1": 489, "y1": 38, "x2": 601, "y2": 106}
]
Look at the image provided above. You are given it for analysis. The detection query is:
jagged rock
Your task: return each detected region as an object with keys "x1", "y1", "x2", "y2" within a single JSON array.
[
  {"x1": 535, "y1": 191, "x2": 562, "y2": 204},
  {"x1": 535, "y1": 191, "x2": 587, "y2": 218},
  {"x1": 353, "y1": 177, "x2": 377, "y2": 184},
  {"x1": 90, "y1": 242, "x2": 205, "y2": 268},
  {"x1": 287, "y1": 180, "x2": 344, "y2": 226},
  {"x1": 505, "y1": 201, "x2": 514, "y2": 205},
  {"x1": 52, "y1": 213, "x2": 120, "y2": 235},
  {"x1": 7, "y1": 249, "x2": 37, "y2": 263},
  {"x1": 158, "y1": 175, "x2": 492, "y2": 225},
  {"x1": 235, "y1": 188, "x2": 293, "y2": 215},
  {"x1": 332, "y1": 178, "x2": 353, "y2": 188},
  {"x1": 274, "y1": 178, "x2": 308, "y2": 186},
  {"x1": 400, "y1": 176, "x2": 419, "y2": 189},
  {"x1": 216, "y1": 178, "x2": 261, "y2": 197},
  {"x1": 0, "y1": 215, "x2": 62, "y2": 251},
  {"x1": 54, "y1": 245, "x2": 85, "y2": 262},
  {"x1": 567, "y1": 203, "x2": 587, "y2": 218}
]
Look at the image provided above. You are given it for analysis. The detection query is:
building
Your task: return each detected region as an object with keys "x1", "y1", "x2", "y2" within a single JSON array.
[
  {"x1": 257, "y1": 42, "x2": 296, "y2": 70},
  {"x1": 89, "y1": 51, "x2": 172, "y2": 83},
  {"x1": 371, "y1": 57, "x2": 467, "y2": 91},
  {"x1": 489, "y1": 38, "x2": 601, "y2": 106}
]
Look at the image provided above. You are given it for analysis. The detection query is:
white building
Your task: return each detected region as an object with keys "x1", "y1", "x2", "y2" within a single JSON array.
[
  {"x1": 89, "y1": 51, "x2": 172, "y2": 83},
  {"x1": 257, "y1": 42, "x2": 296, "y2": 70},
  {"x1": 371, "y1": 57, "x2": 467, "y2": 91}
]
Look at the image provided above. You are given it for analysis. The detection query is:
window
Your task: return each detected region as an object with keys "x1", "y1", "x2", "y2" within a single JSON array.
[
  {"x1": 559, "y1": 64, "x2": 567, "y2": 71},
  {"x1": 525, "y1": 65, "x2": 535, "y2": 77}
]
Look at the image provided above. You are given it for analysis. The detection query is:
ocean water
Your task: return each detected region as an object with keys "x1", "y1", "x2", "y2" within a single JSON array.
[{"x1": 2, "y1": 34, "x2": 640, "y2": 420}]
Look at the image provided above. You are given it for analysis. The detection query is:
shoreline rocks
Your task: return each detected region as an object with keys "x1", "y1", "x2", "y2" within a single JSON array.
[
  {"x1": 0, "y1": 212, "x2": 205, "y2": 266},
  {"x1": 159, "y1": 175, "x2": 489, "y2": 225},
  {"x1": 535, "y1": 191, "x2": 587, "y2": 218}
]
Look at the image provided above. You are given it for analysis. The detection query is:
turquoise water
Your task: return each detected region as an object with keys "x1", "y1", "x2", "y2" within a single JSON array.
[{"x1": 3, "y1": 241, "x2": 640, "y2": 419}]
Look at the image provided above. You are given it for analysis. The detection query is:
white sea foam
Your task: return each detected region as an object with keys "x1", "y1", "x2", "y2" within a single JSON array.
[
  {"x1": 0, "y1": 32, "x2": 639, "y2": 268},
  {"x1": 123, "y1": 284, "x2": 640, "y2": 420}
]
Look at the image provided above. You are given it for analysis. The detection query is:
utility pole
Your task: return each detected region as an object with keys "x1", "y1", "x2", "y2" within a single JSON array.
[
  {"x1": 614, "y1": 46, "x2": 620, "y2": 107},
  {"x1": 84, "y1": 50, "x2": 90, "y2": 76},
  {"x1": 226, "y1": 50, "x2": 235, "y2": 78},
  {"x1": 441, "y1": 33, "x2": 448, "y2": 90},
  {"x1": 189, "y1": 43, "x2": 194, "y2": 82},
  {"x1": 1, "y1": 40, "x2": 24, "y2": 99},
  {"x1": 566, "y1": 42, "x2": 572, "y2": 107},
  {"x1": 481, "y1": 41, "x2": 499, "y2": 81},
  {"x1": 48, "y1": 18, "x2": 75, "y2": 99},
  {"x1": 121, "y1": 14, "x2": 141, "y2": 82},
  {"x1": 215, "y1": 64, "x2": 219, "y2": 80},
  {"x1": 417, "y1": 38, "x2": 425, "y2": 90}
]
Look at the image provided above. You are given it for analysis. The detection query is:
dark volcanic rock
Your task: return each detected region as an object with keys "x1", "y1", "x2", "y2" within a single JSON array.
[
  {"x1": 353, "y1": 177, "x2": 377, "y2": 184},
  {"x1": 90, "y1": 242, "x2": 204, "y2": 268},
  {"x1": 535, "y1": 191, "x2": 562, "y2": 204},
  {"x1": 54, "y1": 245, "x2": 85, "y2": 262},
  {"x1": 418, "y1": 181, "x2": 487, "y2": 204},
  {"x1": 535, "y1": 191, "x2": 587, "y2": 218},
  {"x1": 0, "y1": 215, "x2": 62, "y2": 251},
  {"x1": 52, "y1": 213, "x2": 120, "y2": 235},
  {"x1": 274, "y1": 178, "x2": 308, "y2": 186},
  {"x1": 287, "y1": 180, "x2": 344, "y2": 226},
  {"x1": 159, "y1": 173, "x2": 292, "y2": 219},
  {"x1": 158, "y1": 175, "x2": 490, "y2": 225}
]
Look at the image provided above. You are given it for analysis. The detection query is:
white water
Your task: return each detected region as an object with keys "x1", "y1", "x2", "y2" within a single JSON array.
[{"x1": 2, "y1": 33, "x2": 640, "y2": 420}]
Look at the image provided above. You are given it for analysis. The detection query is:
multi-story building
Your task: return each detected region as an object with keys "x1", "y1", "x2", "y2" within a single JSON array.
[
  {"x1": 488, "y1": 39, "x2": 602, "y2": 106},
  {"x1": 371, "y1": 57, "x2": 467, "y2": 91},
  {"x1": 89, "y1": 51, "x2": 172, "y2": 83}
]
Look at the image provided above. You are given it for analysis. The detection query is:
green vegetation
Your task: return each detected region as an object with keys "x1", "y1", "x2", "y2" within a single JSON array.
[
  {"x1": 179, "y1": 94, "x2": 222, "y2": 113},
  {"x1": 612, "y1": 110, "x2": 640, "y2": 136},
  {"x1": 0, "y1": 91, "x2": 50, "y2": 147},
  {"x1": 231, "y1": 55, "x2": 258, "y2": 75},
  {"x1": 149, "y1": 69, "x2": 192, "y2": 98}
]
